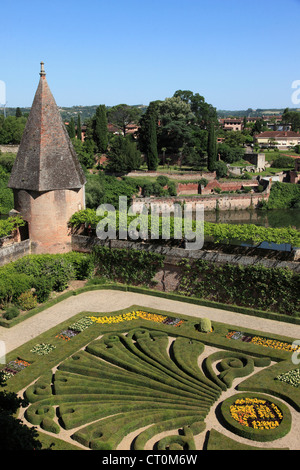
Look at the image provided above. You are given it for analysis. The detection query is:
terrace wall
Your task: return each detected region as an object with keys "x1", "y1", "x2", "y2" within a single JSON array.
[
  {"x1": 72, "y1": 235, "x2": 300, "y2": 292},
  {"x1": 132, "y1": 192, "x2": 268, "y2": 211},
  {"x1": 0, "y1": 239, "x2": 31, "y2": 267}
]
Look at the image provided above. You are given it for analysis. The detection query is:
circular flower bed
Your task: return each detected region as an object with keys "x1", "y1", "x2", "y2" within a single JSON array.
[
  {"x1": 220, "y1": 393, "x2": 292, "y2": 442},
  {"x1": 230, "y1": 397, "x2": 283, "y2": 430}
]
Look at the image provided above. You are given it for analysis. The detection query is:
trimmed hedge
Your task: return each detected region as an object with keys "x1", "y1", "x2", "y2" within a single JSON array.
[{"x1": 220, "y1": 393, "x2": 292, "y2": 442}]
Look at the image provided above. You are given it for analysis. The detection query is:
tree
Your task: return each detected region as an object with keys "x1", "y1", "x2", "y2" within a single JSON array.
[
  {"x1": 138, "y1": 100, "x2": 161, "y2": 168},
  {"x1": 72, "y1": 137, "x2": 95, "y2": 169},
  {"x1": 15, "y1": 107, "x2": 22, "y2": 118},
  {"x1": 224, "y1": 130, "x2": 246, "y2": 147},
  {"x1": 107, "y1": 104, "x2": 141, "y2": 136},
  {"x1": 0, "y1": 372, "x2": 42, "y2": 450},
  {"x1": 67, "y1": 117, "x2": 76, "y2": 138},
  {"x1": 76, "y1": 113, "x2": 82, "y2": 140},
  {"x1": 252, "y1": 118, "x2": 267, "y2": 136},
  {"x1": 173, "y1": 90, "x2": 217, "y2": 128},
  {"x1": 157, "y1": 96, "x2": 195, "y2": 158},
  {"x1": 214, "y1": 160, "x2": 228, "y2": 178},
  {"x1": 145, "y1": 113, "x2": 158, "y2": 170},
  {"x1": 207, "y1": 122, "x2": 217, "y2": 171},
  {"x1": 281, "y1": 108, "x2": 300, "y2": 132},
  {"x1": 218, "y1": 143, "x2": 245, "y2": 164},
  {"x1": 106, "y1": 135, "x2": 141, "y2": 174},
  {"x1": 93, "y1": 105, "x2": 108, "y2": 153},
  {"x1": 0, "y1": 116, "x2": 27, "y2": 144}
]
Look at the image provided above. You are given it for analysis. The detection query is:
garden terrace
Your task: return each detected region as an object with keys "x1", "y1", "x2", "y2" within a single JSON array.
[{"x1": 1, "y1": 304, "x2": 300, "y2": 450}]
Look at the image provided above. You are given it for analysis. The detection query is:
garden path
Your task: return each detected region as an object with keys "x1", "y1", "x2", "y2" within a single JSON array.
[{"x1": 1, "y1": 289, "x2": 300, "y2": 354}]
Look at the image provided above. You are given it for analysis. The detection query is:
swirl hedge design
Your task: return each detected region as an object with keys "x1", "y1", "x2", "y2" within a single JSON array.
[{"x1": 23, "y1": 327, "x2": 290, "y2": 449}]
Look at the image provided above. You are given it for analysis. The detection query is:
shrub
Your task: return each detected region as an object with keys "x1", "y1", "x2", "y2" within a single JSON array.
[
  {"x1": 156, "y1": 175, "x2": 169, "y2": 187},
  {"x1": 267, "y1": 181, "x2": 300, "y2": 209},
  {"x1": 0, "y1": 272, "x2": 33, "y2": 306},
  {"x1": 32, "y1": 277, "x2": 52, "y2": 303},
  {"x1": 63, "y1": 252, "x2": 95, "y2": 280},
  {"x1": 271, "y1": 156, "x2": 295, "y2": 168},
  {"x1": 92, "y1": 246, "x2": 164, "y2": 285},
  {"x1": 17, "y1": 291, "x2": 38, "y2": 310},
  {"x1": 197, "y1": 318, "x2": 212, "y2": 333},
  {"x1": 167, "y1": 181, "x2": 177, "y2": 196},
  {"x1": 214, "y1": 160, "x2": 228, "y2": 178},
  {"x1": 3, "y1": 305, "x2": 20, "y2": 320}
]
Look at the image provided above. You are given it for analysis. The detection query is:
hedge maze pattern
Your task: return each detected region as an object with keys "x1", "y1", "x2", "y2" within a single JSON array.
[{"x1": 22, "y1": 323, "x2": 297, "y2": 451}]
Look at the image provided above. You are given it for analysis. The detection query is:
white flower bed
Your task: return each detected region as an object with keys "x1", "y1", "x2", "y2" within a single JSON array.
[
  {"x1": 276, "y1": 369, "x2": 300, "y2": 387},
  {"x1": 30, "y1": 343, "x2": 56, "y2": 355}
]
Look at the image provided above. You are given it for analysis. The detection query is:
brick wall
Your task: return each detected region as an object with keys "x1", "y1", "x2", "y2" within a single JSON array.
[
  {"x1": 200, "y1": 179, "x2": 258, "y2": 194},
  {"x1": 177, "y1": 182, "x2": 199, "y2": 194}
]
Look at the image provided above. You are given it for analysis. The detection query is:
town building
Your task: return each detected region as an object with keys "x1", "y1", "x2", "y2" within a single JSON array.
[
  {"x1": 8, "y1": 63, "x2": 86, "y2": 254},
  {"x1": 254, "y1": 131, "x2": 300, "y2": 149}
]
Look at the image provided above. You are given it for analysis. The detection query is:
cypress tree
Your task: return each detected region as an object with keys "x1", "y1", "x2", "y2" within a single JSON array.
[
  {"x1": 15, "y1": 107, "x2": 22, "y2": 118},
  {"x1": 207, "y1": 122, "x2": 217, "y2": 172},
  {"x1": 76, "y1": 113, "x2": 81, "y2": 140},
  {"x1": 93, "y1": 105, "x2": 108, "y2": 153},
  {"x1": 146, "y1": 113, "x2": 158, "y2": 171},
  {"x1": 67, "y1": 117, "x2": 76, "y2": 138}
]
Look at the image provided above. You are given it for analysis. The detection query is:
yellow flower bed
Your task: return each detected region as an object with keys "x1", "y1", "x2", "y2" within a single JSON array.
[
  {"x1": 250, "y1": 336, "x2": 300, "y2": 352},
  {"x1": 88, "y1": 310, "x2": 181, "y2": 326},
  {"x1": 227, "y1": 330, "x2": 300, "y2": 353},
  {"x1": 230, "y1": 397, "x2": 283, "y2": 430}
]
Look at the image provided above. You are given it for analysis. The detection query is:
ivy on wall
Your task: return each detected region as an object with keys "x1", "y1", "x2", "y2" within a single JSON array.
[{"x1": 177, "y1": 259, "x2": 300, "y2": 316}]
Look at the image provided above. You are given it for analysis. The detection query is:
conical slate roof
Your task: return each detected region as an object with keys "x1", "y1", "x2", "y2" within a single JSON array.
[{"x1": 8, "y1": 63, "x2": 86, "y2": 191}]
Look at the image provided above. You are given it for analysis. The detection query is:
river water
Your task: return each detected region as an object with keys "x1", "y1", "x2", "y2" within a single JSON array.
[{"x1": 203, "y1": 208, "x2": 300, "y2": 230}]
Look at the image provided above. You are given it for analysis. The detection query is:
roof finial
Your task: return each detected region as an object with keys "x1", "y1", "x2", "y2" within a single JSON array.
[{"x1": 40, "y1": 61, "x2": 46, "y2": 77}]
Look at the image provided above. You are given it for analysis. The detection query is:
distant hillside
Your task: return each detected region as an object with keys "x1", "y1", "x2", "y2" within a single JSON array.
[
  {"x1": 3, "y1": 105, "x2": 299, "y2": 122},
  {"x1": 4, "y1": 104, "x2": 147, "y2": 123},
  {"x1": 217, "y1": 108, "x2": 300, "y2": 118}
]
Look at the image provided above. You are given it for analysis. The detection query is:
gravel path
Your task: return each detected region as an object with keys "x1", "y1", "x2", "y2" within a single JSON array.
[{"x1": 1, "y1": 289, "x2": 300, "y2": 354}]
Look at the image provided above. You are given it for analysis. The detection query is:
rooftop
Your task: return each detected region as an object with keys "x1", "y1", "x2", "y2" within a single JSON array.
[{"x1": 8, "y1": 62, "x2": 86, "y2": 192}]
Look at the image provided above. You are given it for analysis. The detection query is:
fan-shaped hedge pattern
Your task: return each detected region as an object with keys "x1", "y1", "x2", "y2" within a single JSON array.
[{"x1": 23, "y1": 328, "x2": 281, "y2": 450}]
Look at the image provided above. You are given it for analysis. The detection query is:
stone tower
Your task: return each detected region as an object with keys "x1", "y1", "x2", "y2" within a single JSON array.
[{"x1": 8, "y1": 62, "x2": 86, "y2": 254}]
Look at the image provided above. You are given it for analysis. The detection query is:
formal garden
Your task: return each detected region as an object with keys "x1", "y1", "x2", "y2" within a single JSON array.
[
  {"x1": 0, "y1": 244, "x2": 299, "y2": 450},
  {"x1": 1, "y1": 300, "x2": 300, "y2": 450}
]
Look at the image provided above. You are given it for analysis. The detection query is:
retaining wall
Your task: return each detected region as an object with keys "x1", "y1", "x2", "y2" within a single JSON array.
[
  {"x1": 132, "y1": 192, "x2": 269, "y2": 211},
  {"x1": 0, "y1": 239, "x2": 31, "y2": 267},
  {"x1": 72, "y1": 235, "x2": 300, "y2": 292}
]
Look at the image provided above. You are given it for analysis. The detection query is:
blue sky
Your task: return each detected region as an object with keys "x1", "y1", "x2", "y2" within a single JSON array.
[{"x1": 1, "y1": 0, "x2": 300, "y2": 110}]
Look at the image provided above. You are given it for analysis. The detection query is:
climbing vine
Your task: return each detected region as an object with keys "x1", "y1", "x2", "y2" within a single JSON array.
[{"x1": 177, "y1": 259, "x2": 300, "y2": 315}]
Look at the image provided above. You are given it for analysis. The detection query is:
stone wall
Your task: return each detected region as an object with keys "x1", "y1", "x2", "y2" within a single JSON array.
[
  {"x1": 72, "y1": 235, "x2": 300, "y2": 292},
  {"x1": 0, "y1": 239, "x2": 31, "y2": 267},
  {"x1": 132, "y1": 191, "x2": 269, "y2": 212},
  {"x1": 126, "y1": 171, "x2": 216, "y2": 180},
  {"x1": 0, "y1": 145, "x2": 19, "y2": 154}
]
